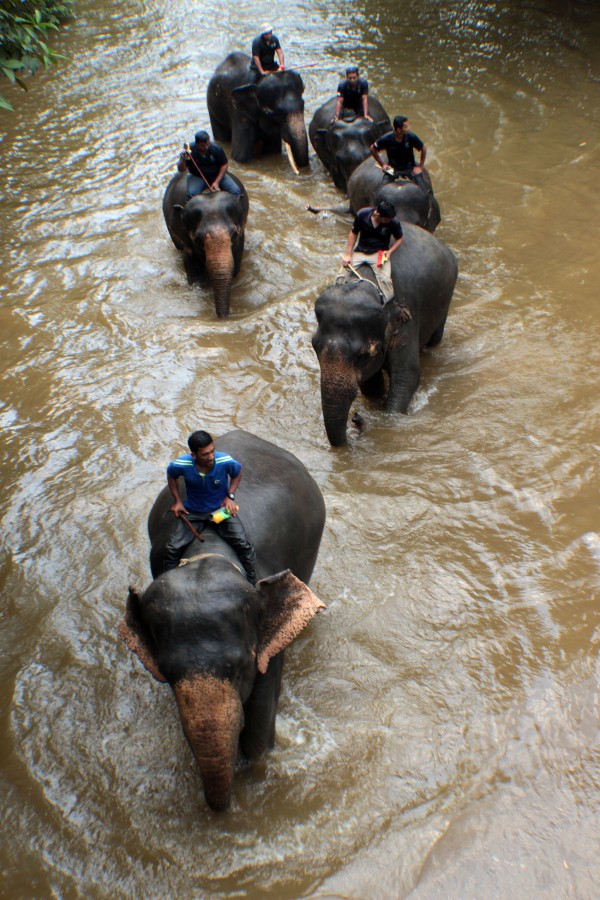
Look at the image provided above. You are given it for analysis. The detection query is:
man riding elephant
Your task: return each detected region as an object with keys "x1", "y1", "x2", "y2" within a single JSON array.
[
  {"x1": 178, "y1": 130, "x2": 242, "y2": 199},
  {"x1": 250, "y1": 23, "x2": 284, "y2": 75},
  {"x1": 371, "y1": 115, "x2": 430, "y2": 194},
  {"x1": 337, "y1": 199, "x2": 404, "y2": 304},
  {"x1": 332, "y1": 65, "x2": 372, "y2": 122}
]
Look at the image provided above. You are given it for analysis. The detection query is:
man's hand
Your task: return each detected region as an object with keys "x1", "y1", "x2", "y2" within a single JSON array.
[
  {"x1": 223, "y1": 497, "x2": 239, "y2": 515},
  {"x1": 341, "y1": 255, "x2": 352, "y2": 267},
  {"x1": 364, "y1": 114, "x2": 373, "y2": 122},
  {"x1": 383, "y1": 164, "x2": 394, "y2": 174},
  {"x1": 171, "y1": 500, "x2": 189, "y2": 518},
  {"x1": 211, "y1": 182, "x2": 221, "y2": 191},
  {"x1": 413, "y1": 166, "x2": 423, "y2": 175}
]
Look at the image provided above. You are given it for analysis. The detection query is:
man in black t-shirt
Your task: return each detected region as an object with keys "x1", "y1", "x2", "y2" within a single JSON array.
[
  {"x1": 250, "y1": 23, "x2": 284, "y2": 75},
  {"x1": 332, "y1": 65, "x2": 372, "y2": 121},
  {"x1": 336, "y1": 199, "x2": 404, "y2": 301},
  {"x1": 371, "y1": 115, "x2": 429, "y2": 192},
  {"x1": 178, "y1": 130, "x2": 242, "y2": 199}
]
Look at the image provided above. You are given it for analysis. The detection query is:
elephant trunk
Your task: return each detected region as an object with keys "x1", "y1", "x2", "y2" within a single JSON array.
[
  {"x1": 203, "y1": 228, "x2": 235, "y2": 318},
  {"x1": 318, "y1": 348, "x2": 358, "y2": 446},
  {"x1": 173, "y1": 674, "x2": 244, "y2": 812},
  {"x1": 282, "y1": 111, "x2": 309, "y2": 169}
]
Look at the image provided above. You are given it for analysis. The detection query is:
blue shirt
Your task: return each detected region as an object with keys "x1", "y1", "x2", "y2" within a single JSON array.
[{"x1": 167, "y1": 451, "x2": 241, "y2": 513}]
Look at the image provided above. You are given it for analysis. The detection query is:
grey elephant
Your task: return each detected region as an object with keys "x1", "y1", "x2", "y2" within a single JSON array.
[
  {"x1": 119, "y1": 430, "x2": 326, "y2": 812},
  {"x1": 162, "y1": 172, "x2": 249, "y2": 317},
  {"x1": 207, "y1": 52, "x2": 309, "y2": 170},
  {"x1": 347, "y1": 155, "x2": 441, "y2": 232},
  {"x1": 312, "y1": 224, "x2": 458, "y2": 446},
  {"x1": 308, "y1": 96, "x2": 391, "y2": 192}
]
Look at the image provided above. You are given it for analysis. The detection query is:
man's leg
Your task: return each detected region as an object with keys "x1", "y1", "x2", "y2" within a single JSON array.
[
  {"x1": 163, "y1": 515, "x2": 198, "y2": 570},
  {"x1": 186, "y1": 173, "x2": 206, "y2": 199},
  {"x1": 213, "y1": 515, "x2": 257, "y2": 585},
  {"x1": 219, "y1": 173, "x2": 242, "y2": 196}
]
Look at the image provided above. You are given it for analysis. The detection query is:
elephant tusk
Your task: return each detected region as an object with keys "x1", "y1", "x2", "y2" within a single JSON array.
[{"x1": 283, "y1": 141, "x2": 300, "y2": 175}]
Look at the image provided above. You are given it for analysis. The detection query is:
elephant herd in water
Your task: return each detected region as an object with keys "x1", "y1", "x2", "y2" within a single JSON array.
[{"x1": 121, "y1": 52, "x2": 459, "y2": 812}]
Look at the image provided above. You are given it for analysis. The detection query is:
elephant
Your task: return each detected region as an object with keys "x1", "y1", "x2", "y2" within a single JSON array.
[
  {"x1": 162, "y1": 171, "x2": 249, "y2": 317},
  {"x1": 347, "y1": 155, "x2": 441, "y2": 232},
  {"x1": 312, "y1": 224, "x2": 458, "y2": 446},
  {"x1": 119, "y1": 430, "x2": 326, "y2": 812},
  {"x1": 308, "y1": 96, "x2": 391, "y2": 192},
  {"x1": 207, "y1": 52, "x2": 309, "y2": 170}
]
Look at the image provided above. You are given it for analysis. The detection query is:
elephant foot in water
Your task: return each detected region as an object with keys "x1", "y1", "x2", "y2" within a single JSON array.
[{"x1": 351, "y1": 411, "x2": 365, "y2": 431}]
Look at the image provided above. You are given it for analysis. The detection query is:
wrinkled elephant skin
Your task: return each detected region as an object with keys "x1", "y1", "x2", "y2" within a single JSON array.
[
  {"x1": 207, "y1": 52, "x2": 309, "y2": 168},
  {"x1": 119, "y1": 431, "x2": 326, "y2": 811},
  {"x1": 162, "y1": 172, "x2": 249, "y2": 317},
  {"x1": 308, "y1": 96, "x2": 391, "y2": 192},
  {"x1": 312, "y1": 224, "x2": 458, "y2": 445},
  {"x1": 347, "y1": 155, "x2": 441, "y2": 232}
]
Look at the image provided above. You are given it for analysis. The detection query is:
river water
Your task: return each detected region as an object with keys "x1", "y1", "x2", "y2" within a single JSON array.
[{"x1": 1, "y1": 0, "x2": 599, "y2": 897}]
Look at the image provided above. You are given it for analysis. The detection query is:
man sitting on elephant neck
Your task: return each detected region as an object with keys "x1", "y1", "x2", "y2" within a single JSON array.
[
  {"x1": 371, "y1": 115, "x2": 429, "y2": 193},
  {"x1": 178, "y1": 130, "x2": 242, "y2": 199},
  {"x1": 164, "y1": 430, "x2": 257, "y2": 585},
  {"x1": 250, "y1": 23, "x2": 284, "y2": 76},
  {"x1": 332, "y1": 65, "x2": 372, "y2": 122},
  {"x1": 337, "y1": 199, "x2": 403, "y2": 303}
]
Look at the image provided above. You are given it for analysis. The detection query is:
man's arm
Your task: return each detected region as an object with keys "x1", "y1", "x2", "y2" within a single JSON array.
[
  {"x1": 414, "y1": 144, "x2": 427, "y2": 175},
  {"x1": 224, "y1": 470, "x2": 243, "y2": 514},
  {"x1": 211, "y1": 161, "x2": 228, "y2": 190},
  {"x1": 276, "y1": 47, "x2": 284, "y2": 69},
  {"x1": 362, "y1": 91, "x2": 372, "y2": 121},
  {"x1": 387, "y1": 235, "x2": 404, "y2": 257},
  {"x1": 342, "y1": 228, "x2": 358, "y2": 265},
  {"x1": 332, "y1": 94, "x2": 343, "y2": 121},
  {"x1": 168, "y1": 475, "x2": 189, "y2": 518},
  {"x1": 253, "y1": 54, "x2": 266, "y2": 75},
  {"x1": 370, "y1": 141, "x2": 392, "y2": 173}
]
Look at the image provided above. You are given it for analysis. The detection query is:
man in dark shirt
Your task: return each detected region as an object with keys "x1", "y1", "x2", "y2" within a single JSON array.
[
  {"x1": 164, "y1": 429, "x2": 256, "y2": 584},
  {"x1": 250, "y1": 23, "x2": 284, "y2": 75},
  {"x1": 371, "y1": 115, "x2": 429, "y2": 192},
  {"x1": 178, "y1": 130, "x2": 242, "y2": 199},
  {"x1": 337, "y1": 199, "x2": 404, "y2": 301},
  {"x1": 332, "y1": 65, "x2": 372, "y2": 121}
]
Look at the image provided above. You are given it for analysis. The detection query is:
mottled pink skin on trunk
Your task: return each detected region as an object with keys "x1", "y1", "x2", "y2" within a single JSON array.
[
  {"x1": 173, "y1": 674, "x2": 243, "y2": 812},
  {"x1": 318, "y1": 349, "x2": 359, "y2": 447},
  {"x1": 203, "y1": 228, "x2": 235, "y2": 317}
]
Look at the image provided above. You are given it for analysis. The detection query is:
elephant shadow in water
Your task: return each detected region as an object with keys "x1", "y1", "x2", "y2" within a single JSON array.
[
  {"x1": 207, "y1": 52, "x2": 309, "y2": 170},
  {"x1": 119, "y1": 430, "x2": 326, "y2": 812},
  {"x1": 162, "y1": 171, "x2": 249, "y2": 318},
  {"x1": 312, "y1": 223, "x2": 458, "y2": 446}
]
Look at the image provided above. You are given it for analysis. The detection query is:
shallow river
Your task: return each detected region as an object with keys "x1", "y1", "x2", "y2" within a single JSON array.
[{"x1": 1, "y1": 0, "x2": 599, "y2": 897}]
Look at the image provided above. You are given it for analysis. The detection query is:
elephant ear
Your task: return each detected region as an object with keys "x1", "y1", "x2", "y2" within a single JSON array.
[
  {"x1": 170, "y1": 204, "x2": 193, "y2": 253},
  {"x1": 118, "y1": 585, "x2": 167, "y2": 683},
  {"x1": 231, "y1": 83, "x2": 259, "y2": 118},
  {"x1": 255, "y1": 569, "x2": 326, "y2": 674}
]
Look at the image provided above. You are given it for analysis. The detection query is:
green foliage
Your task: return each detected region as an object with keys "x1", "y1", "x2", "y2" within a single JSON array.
[{"x1": 0, "y1": 1, "x2": 75, "y2": 110}]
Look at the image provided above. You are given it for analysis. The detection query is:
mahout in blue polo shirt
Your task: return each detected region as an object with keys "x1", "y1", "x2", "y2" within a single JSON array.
[{"x1": 166, "y1": 451, "x2": 241, "y2": 513}]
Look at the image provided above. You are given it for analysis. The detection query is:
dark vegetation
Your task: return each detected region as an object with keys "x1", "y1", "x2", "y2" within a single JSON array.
[{"x1": 0, "y1": 0, "x2": 74, "y2": 110}]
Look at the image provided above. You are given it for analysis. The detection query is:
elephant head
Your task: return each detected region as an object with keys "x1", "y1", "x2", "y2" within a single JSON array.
[
  {"x1": 347, "y1": 156, "x2": 441, "y2": 232},
  {"x1": 231, "y1": 70, "x2": 309, "y2": 169},
  {"x1": 119, "y1": 560, "x2": 325, "y2": 812},
  {"x1": 169, "y1": 190, "x2": 248, "y2": 317},
  {"x1": 312, "y1": 283, "x2": 409, "y2": 446}
]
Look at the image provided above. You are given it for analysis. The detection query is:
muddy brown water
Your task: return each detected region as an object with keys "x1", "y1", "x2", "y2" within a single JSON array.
[{"x1": 1, "y1": 1, "x2": 599, "y2": 897}]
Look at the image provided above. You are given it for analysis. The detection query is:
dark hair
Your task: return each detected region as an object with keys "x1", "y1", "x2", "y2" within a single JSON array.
[
  {"x1": 188, "y1": 430, "x2": 213, "y2": 453},
  {"x1": 376, "y1": 199, "x2": 396, "y2": 218},
  {"x1": 346, "y1": 65, "x2": 359, "y2": 75},
  {"x1": 194, "y1": 130, "x2": 210, "y2": 144},
  {"x1": 393, "y1": 115, "x2": 408, "y2": 129}
]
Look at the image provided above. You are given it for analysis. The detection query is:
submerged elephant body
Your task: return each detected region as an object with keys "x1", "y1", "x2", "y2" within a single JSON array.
[
  {"x1": 120, "y1": 430, "x2": 326, "y2": 811},
  {"x1": 162, "y1": 172, "x2": 249, "y2": 317},
  {"x1": 207, "y1": 52, "x2": 309, "y2": 169},
  {"x1": 347, "y1": 155, "x2": 441, "y2": 232},
  {"x1": 312, "y1": 224, "x2": 458, "y2": 445},
  {"x1": 308, "y1": 96, "x2": 391, "y2": 192}
]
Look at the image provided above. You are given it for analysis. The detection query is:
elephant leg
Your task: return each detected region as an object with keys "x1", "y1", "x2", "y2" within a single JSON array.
[
  {"x1": 360, "y1": 370, "x2": 386, "y2": 399},
  {"x1": 209, "y1": 109, "x2": 231, "y2": 143},
  {"x1": 239, "y1": 654, "x2": 284, "y2": 760},
  {"x1": 426, "y1": 312, "x2": 448, "y2": 347},
  {"x1": 386, "y1": 340, "x2": 421, "y2": 413}
]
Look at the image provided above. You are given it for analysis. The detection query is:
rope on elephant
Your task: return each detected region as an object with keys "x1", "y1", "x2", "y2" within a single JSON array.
[{"x1": 179, "y1": 552, "x2": 243, "y2": 575}]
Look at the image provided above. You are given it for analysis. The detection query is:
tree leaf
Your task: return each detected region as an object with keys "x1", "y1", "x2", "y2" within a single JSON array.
[{"x1": 0, "y1": 94, "x2": 15, "y2": 111}]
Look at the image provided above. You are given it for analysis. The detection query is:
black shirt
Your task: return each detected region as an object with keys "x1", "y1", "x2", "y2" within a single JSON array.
[
  {"x1": 185, "y1": 141, "x2": 227, "y2": 182},
  {"x1": 250, "y1": 33, "x2": 282, "y2": 71},
  {"x1": 373, "y1": 130, "x2": 424, "y2": 170},
  {"x1": 352, "y1": 207, "x2": 403, "y2": 254},
  {"x1": 337, "y1": 77, "x2": 369, "y2": 112}
]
